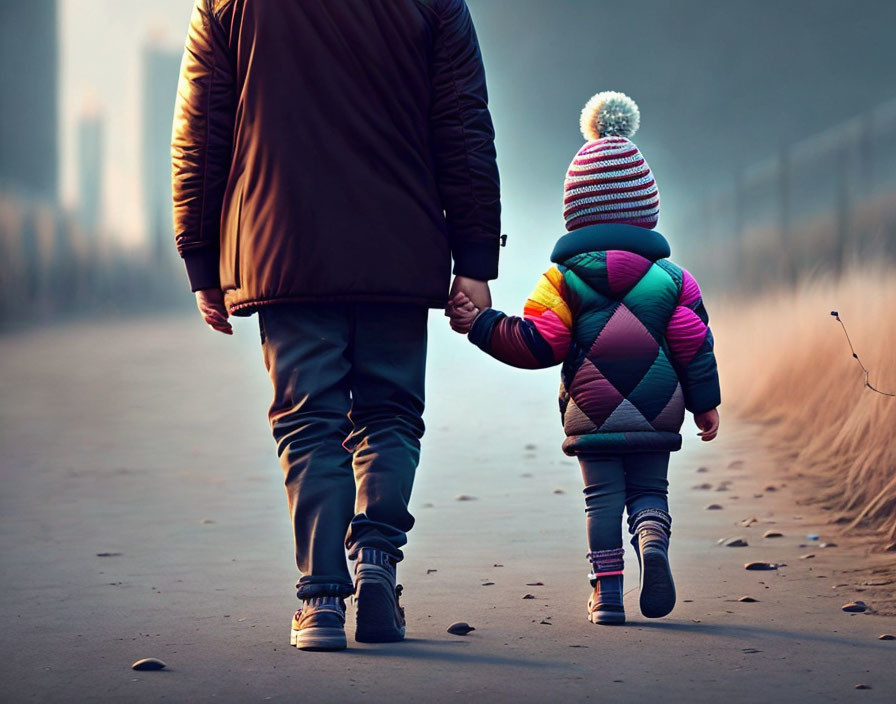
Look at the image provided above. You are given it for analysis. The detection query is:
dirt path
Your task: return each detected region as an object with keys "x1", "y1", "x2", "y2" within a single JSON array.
[{"x1": 1, "y1": 313, "x2": 894, "y2": 703}]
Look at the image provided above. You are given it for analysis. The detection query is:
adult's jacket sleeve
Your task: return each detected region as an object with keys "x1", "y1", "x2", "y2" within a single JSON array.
[
  {"x1": 171, "y1": 0, "x2": 236, "y2": 292},
  {"x1": 430, "y1": 0, "x2": 502, "y2": 281}
]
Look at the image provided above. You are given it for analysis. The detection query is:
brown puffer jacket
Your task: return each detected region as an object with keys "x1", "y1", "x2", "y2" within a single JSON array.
[{"x1": 171, "y1": 0, "x2": 501, "y2": 315}]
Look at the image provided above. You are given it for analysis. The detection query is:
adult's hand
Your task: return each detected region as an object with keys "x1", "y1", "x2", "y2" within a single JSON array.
[
  {"x1": 449, "y1": 276, "x2": 491, "y2": 311},
  {"x1": 195, "y1": 288, "x2": 233, "y2": 335}
]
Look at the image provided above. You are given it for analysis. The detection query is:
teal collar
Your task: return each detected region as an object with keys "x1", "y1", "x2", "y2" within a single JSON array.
[{"x1": 550, "y1": 224, "x2": 670, "y2": 263}]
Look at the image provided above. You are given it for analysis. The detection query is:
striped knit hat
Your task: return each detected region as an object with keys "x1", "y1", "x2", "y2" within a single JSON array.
[{"x1": 563, "y1": 91, "x2": 659, "y2": 231}]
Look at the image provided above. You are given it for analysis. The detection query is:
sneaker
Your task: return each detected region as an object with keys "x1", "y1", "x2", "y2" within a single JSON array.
[
  {"x1": 353, "y1": 547, "x2": 406, "y2": 643},
  {"x1": 289, "y1": 596, "x2": 347, "y2": 651},
  {"x1": 631, "y1": 514, "x2": 676, "y2": 619}
]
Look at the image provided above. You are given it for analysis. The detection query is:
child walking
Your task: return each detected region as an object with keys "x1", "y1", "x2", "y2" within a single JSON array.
[{"x1": 448, "y1": 92, "x2": 721, "y2": 624}]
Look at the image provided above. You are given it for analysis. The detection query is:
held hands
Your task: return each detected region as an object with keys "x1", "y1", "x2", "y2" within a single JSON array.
[
  {"x1": 694, "y1": 408, "x2": 720, "y2": 441},
  {"x1": 195, "y1": 288, "x2": 233, "y2": 335},
  {"x1": 445, "y1": 292, "x2": 480, "y2": 334},
  {"x1": 449, "y1": 276, "x2": 491, "y2": 310},
  {"x1": 445, "y1": 276, "x2": 490, "y2": 334}
]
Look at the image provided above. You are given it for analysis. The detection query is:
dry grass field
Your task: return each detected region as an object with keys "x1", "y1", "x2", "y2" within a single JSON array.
[{"x1": 712, "y1": 266, "x2": 896, "y2": 541}]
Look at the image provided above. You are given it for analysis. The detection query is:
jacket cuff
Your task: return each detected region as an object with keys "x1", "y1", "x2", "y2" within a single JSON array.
[
  {"x1": 182, "y1": 248, "x2": 221, "y2": 292},
  {"x1": 685, "y1": 377, "x2": 721, "y2": 415},
  {"x1": 468, "y1": 307, "x2": 503, "y2": 351},
  {"x1": 452, "y1": 237, "x2": 500, "y2": 281}
]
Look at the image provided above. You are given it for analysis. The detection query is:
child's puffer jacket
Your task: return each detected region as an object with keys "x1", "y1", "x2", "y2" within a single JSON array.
[{"x1": 469, "y1": 223, "x2": 721, "y2": 455}]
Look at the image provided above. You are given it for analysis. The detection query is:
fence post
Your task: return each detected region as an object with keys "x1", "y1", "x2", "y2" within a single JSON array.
[
  {"x1": 733, "y1": 170, "x2": 750, "y2": 290},
  {"x1": 858, "y1": 111, "x2": 877, "y2": 256},
  {"x1": 835, "y1": 136, "x2": 851, "y2": 276},
  {"x1": 778, "y1": 146, "x2": 793, "y2": 284},
  {"x1": 860, "y1": 111, "x2": 875, "y2": 194}
]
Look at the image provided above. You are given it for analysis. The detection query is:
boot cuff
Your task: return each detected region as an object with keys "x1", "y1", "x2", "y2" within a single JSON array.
[
  {"x1": 628, "y1": 508, "x2": 672, "y2": 535},
  {"x1": 587, "y1": 547, "x2": 625, "y2": 579}
]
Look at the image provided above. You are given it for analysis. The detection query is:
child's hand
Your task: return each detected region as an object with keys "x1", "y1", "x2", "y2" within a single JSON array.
[
  {"x1": 445, "y1": 292, "x2": 480, "y2": 334},
  {"x1": 694, "y1": 408, "x2": 720, "y2": 441}
]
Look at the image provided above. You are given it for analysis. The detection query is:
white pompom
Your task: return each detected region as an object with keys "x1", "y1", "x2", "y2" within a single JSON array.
[{"x1": 579, "y1": 91, "x2": 640, "y2": 140}]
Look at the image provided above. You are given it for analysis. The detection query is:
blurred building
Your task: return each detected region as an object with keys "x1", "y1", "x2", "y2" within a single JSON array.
[
  {"x1": 0, "y1": 0, "x2": 59, "y2": 202},
  {"x1": 141, "y1": 42, "x2": 182, "y2": 264},
  {"x1": 76, "y1": 108, "x2": 104, "y2": 234}
]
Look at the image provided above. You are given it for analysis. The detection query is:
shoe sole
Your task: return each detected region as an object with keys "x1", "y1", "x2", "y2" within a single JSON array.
[
  {"x1": 290, "y1": 626, "x2": 347, "y2": 651},
  {"x1": 355, "y1": 566, "x2": 406, "y2": 643},
  {"x1": 640, "y1": 549, "x2": 676, "y2": 618},
  {"x1": 588, "y1": 610, "x2": 626, "y2": 625},
  {"x1": 587, "y1": 599, "x2": 626, "y2": 625}
]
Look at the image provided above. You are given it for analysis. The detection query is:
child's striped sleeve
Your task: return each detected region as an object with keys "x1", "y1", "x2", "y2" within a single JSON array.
[{"x1": 468, "y1": 267, "x2": 573, "y2": 369}]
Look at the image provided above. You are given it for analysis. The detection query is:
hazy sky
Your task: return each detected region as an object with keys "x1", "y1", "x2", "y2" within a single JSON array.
[
  {"x1": 59, "y1": 0, "x2": 896, "y2": 296},
  {"x1": 60, "y1": 0, "x2": 191, "y2": 247}
]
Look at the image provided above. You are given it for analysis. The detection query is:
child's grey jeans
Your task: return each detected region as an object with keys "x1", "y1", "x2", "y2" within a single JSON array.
[{"x1": 579, "y1": 452, "x2": 670, "y2": 552}]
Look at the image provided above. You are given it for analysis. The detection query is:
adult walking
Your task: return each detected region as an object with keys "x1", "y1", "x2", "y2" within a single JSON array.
[{"x1": 171, "y1": 0, "x2": 500, "y2": 651}]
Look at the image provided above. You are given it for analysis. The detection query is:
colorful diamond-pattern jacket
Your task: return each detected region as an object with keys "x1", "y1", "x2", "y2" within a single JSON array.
[{"x1": 468, "y1": 224, "x2": 721, "y2": 455}]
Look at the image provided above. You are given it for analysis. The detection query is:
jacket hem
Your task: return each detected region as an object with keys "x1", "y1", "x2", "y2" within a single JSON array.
[
  {"x1": 227, "y1": 293, "x2": 448, "y2": 317},
  {"x1": 562, "y1": 431, "x2": 682, "y2": 456}
]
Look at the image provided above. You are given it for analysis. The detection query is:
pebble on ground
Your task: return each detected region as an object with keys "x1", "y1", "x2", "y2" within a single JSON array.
[
  {"x1": 745, "y1": 562, "x2": 778, "y2": 571},
  {"x1": 131, "y1": 658, "x2": 166, "y2": 671},
  {"x1": 447, "y1": 622, "x2": 475, "y2": 635}
]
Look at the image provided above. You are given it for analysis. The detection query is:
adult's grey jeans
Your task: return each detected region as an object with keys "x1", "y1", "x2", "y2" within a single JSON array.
[{"x1": 259, "y1": 303, "x2": 427, "y2": 599}]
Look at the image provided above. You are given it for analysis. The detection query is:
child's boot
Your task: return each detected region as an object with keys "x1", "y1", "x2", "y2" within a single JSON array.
[
  {"x1": 586, "y1": 548, "x2": 626, "y2": 625},
  {"x1": 629, "y1": 508, "x2": 675, "y2": 618}
]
